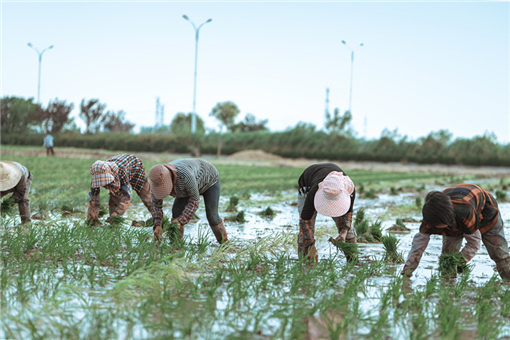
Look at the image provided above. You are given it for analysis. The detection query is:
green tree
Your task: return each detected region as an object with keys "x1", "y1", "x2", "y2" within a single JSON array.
[
  {"x1": 210, "y1": 101, "x2": 240, "y2": 132},
  {"x1": 79, "y1": 99, "x2": 106, "y2": 134},
  {"x1": 231, "y1": 113, "x2": 269, "y2": 132},
  {"x1": 0, "y1": 96, "x2": 41, "y2": 133},
  {"x1": 102, "y1": 110, "x2": 134, "y2": 133},
  {"x1": 170, "y1": 113, "x2": 205, "y2": 135},
  {"x1": 37, "y1": 98, "x2": 74, "y2": 134},
  {"x1": 324, "y1": 108, "x2": 353, "y2": 136}
]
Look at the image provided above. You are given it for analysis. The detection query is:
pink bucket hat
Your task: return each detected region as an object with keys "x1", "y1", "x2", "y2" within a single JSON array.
[
  {"x1": 149, "y1": 164, "x2": 173, "y2": 200},
  {"x1": 314, "y1": 171, "x2": 354, "y2": 217},
  {"x1": 90, "y1": 161, "x2": 118, "y2": 188}
]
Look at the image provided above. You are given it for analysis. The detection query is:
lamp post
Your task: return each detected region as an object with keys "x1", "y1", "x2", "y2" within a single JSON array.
[
  {"x1": 341, "y1": 40, "x2": 363, "y2": 113},
  {"x1": 27, "y1": 42, "x2": 54, "y2": 104},
  {"x1": 182, "y1": 15, "x2": 212, "y2": 134}
]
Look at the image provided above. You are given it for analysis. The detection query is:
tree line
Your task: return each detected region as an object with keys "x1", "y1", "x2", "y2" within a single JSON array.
[{"x1": 1, "y1": 96, "x2": 509, "y2": 167}]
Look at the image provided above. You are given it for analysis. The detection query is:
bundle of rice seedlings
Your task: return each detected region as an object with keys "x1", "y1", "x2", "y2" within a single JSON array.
[
  {"x1": 439, "y1": 253, "x2": 469, "y2": 277},
  {"x1": 166, "y1": 221, "x2": 183, "y2": 243},
  {"x1": 225, "y1": 195, "x2": 240, "y2": 212},
  {"x1": 355, "y1": 219, "x2": 369, "y2": 236},
  {"x1": 329, "y1": 237, "x2": 358, "y2": 262},
  {"x1": 354, "y1": 209, "x2": 366, "y2": 225},
  {"x1": 258, "y1": 206, "x2": 275, "y2": 218},
  {"x1": 0, "y1": 198, "x2": 15, "y2": 215},
  {"x1": 145, "y1": 216, "x2": 171, "y2": 228},
  {"x1": 387, "y1": 218, "x2": 411, "y2": 232},
  {"x1": 233, "y1": 210, "x2": 246, "y2": 223},
  {"x1": 382, "y1": 234, "x2": 404, "y2": 264},
  {"x1": 369, "y1": 220, "x2": 383, "y2": 241},
  {"x1": 415, "y1": 197, "x2": 423, "y2": 209}
]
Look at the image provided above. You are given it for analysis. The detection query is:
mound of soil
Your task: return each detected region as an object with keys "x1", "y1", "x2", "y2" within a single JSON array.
[{"x1": 228, "y1": 149, "x2": 284, "y2": 161}]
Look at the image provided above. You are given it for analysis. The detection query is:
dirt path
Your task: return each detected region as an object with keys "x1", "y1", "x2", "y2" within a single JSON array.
[{"x1": 3, "y1": 147, "x2": 509, "y2": 178}]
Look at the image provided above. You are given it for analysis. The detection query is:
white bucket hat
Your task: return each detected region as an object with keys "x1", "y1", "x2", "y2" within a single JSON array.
[
  {"x1": 314, "y1": 171, "x2": 354, "y2": 217},
  {"x1": 0, "y1": 161, "x2": 23, "y2": 191}
]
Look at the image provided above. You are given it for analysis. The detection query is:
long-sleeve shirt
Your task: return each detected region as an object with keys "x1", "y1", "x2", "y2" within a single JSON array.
[
  {"x1": 403, "y1": 184, "x2": 498, "y2": 276},
  {"x1": 419, "y1": 184, "x2": 499, "y2": 236},
  {"x1": 151, "y1": 159, "x2": 219, "y2": 227},
  {"x1": 0, "y1": 162, "x2": 31, "y2": 203},
  {"x1": 89, "y1": 154, "x2": 147, "y2": 201},
  {"x1": 298, "y1": 163, "x2": 356, "y2": 220}
]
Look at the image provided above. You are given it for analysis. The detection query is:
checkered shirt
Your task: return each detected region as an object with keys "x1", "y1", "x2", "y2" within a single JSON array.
[
  {"x1": 420, "y1": 184, "x2": 499, "y2": 236},
  {"x1": 90, "y1": 154, "x2": 147, "y2": 196}
]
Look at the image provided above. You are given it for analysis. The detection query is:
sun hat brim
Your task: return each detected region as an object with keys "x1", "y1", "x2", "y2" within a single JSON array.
[
  {"x1": 314, "y1": 187, "x2": 351, "y2": 217},
  {"x1": 0, "y1": 161, "x2": 23, "y2": 191}
]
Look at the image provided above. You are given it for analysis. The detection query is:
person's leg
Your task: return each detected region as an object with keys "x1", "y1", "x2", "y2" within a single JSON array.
[
  {"x1": 46, "y1": 147, "x2": 50, "y2": 156},
  {"x1": 203, "y1": 181, "x2": 227, "y2": 244},
  {"x1": 108, "y1": 192, "x2": 121, "y2": 216},
  {"x1": 441, "y1": 235, "x2": 463, "y2": 255},
  {"x1": 297, "y1": 191, "x2": 317, "y2": 261},
  {"x1": 172, "y1": 197, "x2": 189, "y2": 219},
  {"x1": 481, "y1": 213, "x2": 510, "y2": 280},
  {"x1": 50, "y1": 147, "x2": 55, "y2": 156},
  {"x1": 18, "y1": 172, "x2": 33, "y2": 224}
]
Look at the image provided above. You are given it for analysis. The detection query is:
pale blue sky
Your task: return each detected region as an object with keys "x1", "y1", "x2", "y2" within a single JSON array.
[{"x1": 2, "y1": 1, "x2": 509, "y2": 142}]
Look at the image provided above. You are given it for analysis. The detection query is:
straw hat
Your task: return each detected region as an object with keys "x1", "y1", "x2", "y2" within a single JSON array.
[
  {"x1": 314, "y1": 171, "x2": 354, "y2": 217},
  {"x1": 149, "y1": 164, "x2": 173, "y2": 200},
  {"x1": 0, "y1": 161, "x2": 22, "y2": 191}
]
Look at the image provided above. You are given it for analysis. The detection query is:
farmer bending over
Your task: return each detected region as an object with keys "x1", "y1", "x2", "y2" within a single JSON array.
[
  {"x1": 298, "y1": 163, "x2": 356, "y2": 261},
  {"x1": 149, "y1": 159, "x2": 228, "y2": 244},
  {"x1": 0, "y1": 161, "x2": 33, "y2": 224},
  {"x1": 402, "y1": 184, "x2": 510, "y2": 281},
  {"x1": 87, "y1": 154, "x2": 152, "y2": 224}
]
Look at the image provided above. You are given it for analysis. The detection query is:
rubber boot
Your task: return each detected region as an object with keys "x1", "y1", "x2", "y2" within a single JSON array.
[
  {"x1": 210, "y1": 220, "x2": 228, "y2": 244},
  {"x1": 19, "y1": 200, "x2": 31, "y2": 224}
]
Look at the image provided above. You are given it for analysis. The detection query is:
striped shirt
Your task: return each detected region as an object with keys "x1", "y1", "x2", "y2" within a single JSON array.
[
  {"x1": 151, "y1": 159, "x2": 219, "y2": 227},
  {"x1": 420, "y1": 184, "x2": 499, "y2": 236},
  {"x1": 90, "y1": 154, "x2": 147, "y2": 197},
  {"x1": 298, "y1": 163, "x2": 356, "y2": 220}
]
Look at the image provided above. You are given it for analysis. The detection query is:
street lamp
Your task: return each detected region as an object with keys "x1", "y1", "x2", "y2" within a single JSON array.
[
  {"x1": 182, "y1": 14, "x2": 212, "y2": 134},
  {"x1": 341, "y1": 40, "x2": 363, "y2": 113},
  {"x1": 27, "y1": 42, "x2": 54, "y2": 103}
]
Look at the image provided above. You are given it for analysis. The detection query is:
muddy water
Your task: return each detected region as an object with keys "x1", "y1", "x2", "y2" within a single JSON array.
[{"x1": 125, "y1": 185, "x2": 510, "y2": 288}]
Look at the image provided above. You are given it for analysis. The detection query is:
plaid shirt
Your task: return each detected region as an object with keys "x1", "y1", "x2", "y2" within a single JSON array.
[
  {"x1": 420, "y1": 184, "x2": 499, "y2": 236},
  {"x1": 90, "y1": 154, "x2": 147, "y2": 197}
]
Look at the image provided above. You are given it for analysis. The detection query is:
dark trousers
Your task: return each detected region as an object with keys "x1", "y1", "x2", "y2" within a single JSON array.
[
  {"x1": 172, "y1": 180, "x2": 222, "y2": 226},
  {"x1": 46, "y1": 147, "x2": 55, "y2": 156}
]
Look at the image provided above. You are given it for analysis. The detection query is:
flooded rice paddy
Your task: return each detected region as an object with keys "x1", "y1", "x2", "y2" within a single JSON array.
[{"x1": 1, "y1": 179, "x2": 510, "y2": 339}]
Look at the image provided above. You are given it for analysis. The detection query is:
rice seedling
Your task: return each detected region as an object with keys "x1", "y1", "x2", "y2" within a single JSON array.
[
  {"x1": 390, "y1": 186, "x2": 400, "y2": 195},
  {"x1": 258, "y1": 206, "x2": 276, "y2": 218},
  {"x1": 415, "y1": 197, "x2": 423, "y2": 209},
  {"x1": 328, "y1": 238, "x2": 358, "y2": 262},
  {"x1": 387, "y1": 218, "x2": 411, "y2": 232},
  {"x1": 495, "y1": 190, "x2": 508, "y2": 202},
  {"x1": 363, "y1": 188, "x2": 377, "y2": 199},
  {"x1": 438, "y1": 253, "x2": 470, "y2": 277},
  {"x1": 229, "y1": 210, "x2": 246, "y2": 223},
  {"x1": 369, "y1": 220, "x2": 383, "y2": 241},
  {"x1": 0, "y1": 198, "x2": 16, "y2": 216},
  {"x1": 382, "y1": 235, "x2": 404, "y2": 264},
  {"x1": 225, "y1": 195, "x2": 240, "y2": 212}
]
